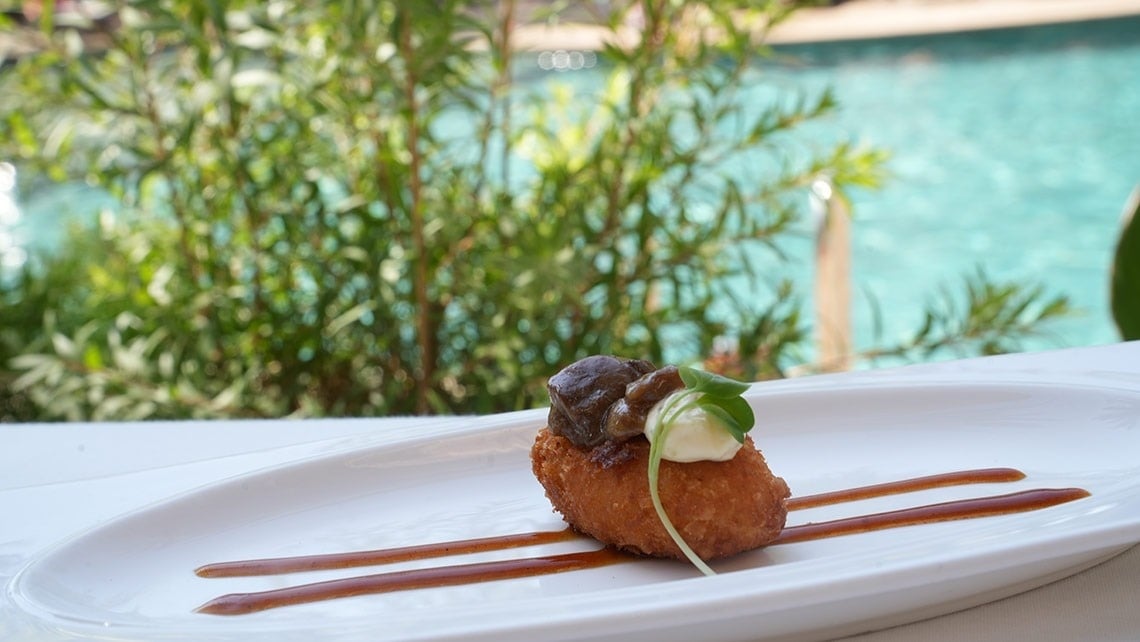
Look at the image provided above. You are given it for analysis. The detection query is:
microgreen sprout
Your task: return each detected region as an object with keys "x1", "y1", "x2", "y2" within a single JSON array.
[{"x1": 647, "y1": 366, "x2": 755, "y2": 576}]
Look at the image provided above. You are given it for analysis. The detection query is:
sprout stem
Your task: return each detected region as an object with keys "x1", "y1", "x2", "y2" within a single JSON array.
[{"x1": 647, "y1": 391, "x2": 717, "y2": 576}]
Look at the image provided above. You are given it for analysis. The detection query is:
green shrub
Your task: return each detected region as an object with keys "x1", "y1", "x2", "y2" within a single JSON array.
[{"x1": 0, "y1": 0, "x2": 1071, "y2": 421}]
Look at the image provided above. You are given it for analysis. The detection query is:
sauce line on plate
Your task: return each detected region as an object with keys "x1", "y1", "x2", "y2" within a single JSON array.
[
  {"x1": 784, "y1": 466, "x2": 1026, "y2": 510},
  {"x1": 774, "y1": 487, "x2": 1088, "y2": 545},
  {"x1": 196, "y1": 528, "x2": 580, "y2": 578},
  {"x1": 196, "y1": 548, "x2": 626, "y2": 615},
  {"x1": 193, "y1": 467, "x2": 1089, "y2": 615}
]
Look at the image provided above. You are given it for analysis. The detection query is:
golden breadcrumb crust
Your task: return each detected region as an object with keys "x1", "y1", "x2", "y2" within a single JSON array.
[{"x1": 531, "y1": 428, "x2": 790, "y2": 560}]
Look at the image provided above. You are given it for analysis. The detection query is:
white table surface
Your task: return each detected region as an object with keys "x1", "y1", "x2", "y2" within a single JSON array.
[{"x1": 2, "y1": 342, "x2": 1138, "y2": 641}]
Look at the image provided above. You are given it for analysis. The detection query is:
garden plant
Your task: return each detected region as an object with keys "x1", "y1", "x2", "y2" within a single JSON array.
[{"x1": 0, "y1": 0, "x2": 1073, "y2": 422}]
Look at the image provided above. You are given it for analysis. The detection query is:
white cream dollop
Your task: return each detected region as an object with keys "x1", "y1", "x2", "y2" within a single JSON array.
[{"x1": 643, "y1": 390, "x2": 742, "y2": 463}]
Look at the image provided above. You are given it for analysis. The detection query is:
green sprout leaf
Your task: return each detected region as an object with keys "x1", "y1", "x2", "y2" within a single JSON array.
[
  {"x1": 697, "y1": 396, "x2": 753, "y2": 443},
  {"x1": 678, "y1": 366, "x2": 751, "y2": 398},
  {"x1": 681, "y1": 366, "x2": 755, "y2": 442},
  {"x1": 647, "y1": 367, "x2": 757, "y2": 576}
]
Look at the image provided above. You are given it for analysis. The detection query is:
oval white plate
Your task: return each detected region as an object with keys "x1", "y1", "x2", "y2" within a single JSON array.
[{"x1": 9, "y1": 375, "x2": 1140, "y2": 642}]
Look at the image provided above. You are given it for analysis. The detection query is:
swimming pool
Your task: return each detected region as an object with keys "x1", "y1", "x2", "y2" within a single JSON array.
[
  {"x1": 4, "y1": 15, "x2": 1137, "y2": 360},
  {"x1": 763, "y1": 15, "x2": 1140, "y2": 355}
]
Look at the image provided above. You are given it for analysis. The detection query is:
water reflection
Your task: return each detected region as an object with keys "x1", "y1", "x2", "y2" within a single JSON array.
[
  {"x1": 0, "y1": 162, "x2": 27, "y2": 271},
  {"x1": 0, "y1": 163, "x2": 16, "y2": 221}
]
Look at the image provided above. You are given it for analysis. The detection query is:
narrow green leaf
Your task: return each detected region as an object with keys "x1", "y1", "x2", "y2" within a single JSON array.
[
  {"x1": 51, "y1": 332, "x2": 77, "y2": 359},
  {"x1": 328, "y1": 303, "x2": 373, "y2": 335}
]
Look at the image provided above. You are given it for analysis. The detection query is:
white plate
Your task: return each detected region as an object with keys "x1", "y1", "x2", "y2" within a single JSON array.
[{"x1": 9, "y1": 375, "x2": 1140, "y2": 642}]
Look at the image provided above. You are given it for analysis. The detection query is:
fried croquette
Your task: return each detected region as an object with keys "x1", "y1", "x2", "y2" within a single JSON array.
[{"x1": 531, "y1": 427, "x2": 790, "y2": 560}]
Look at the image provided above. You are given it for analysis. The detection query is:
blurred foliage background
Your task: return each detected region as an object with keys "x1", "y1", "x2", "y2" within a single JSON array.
[{"x1": 0, "y1": 0, "x2": 1076, "y2": 422}]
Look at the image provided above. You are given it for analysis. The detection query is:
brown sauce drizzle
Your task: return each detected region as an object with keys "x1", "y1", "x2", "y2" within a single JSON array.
[
  {"x1": 785, "y1": 467, "x2": 1027, "y2": 511},
  {"x1": 196, "y1": 548, "x2": 626, "y2": 615},
  {"x1": 775, "y1": 487, "x2": 1089, "y2": 545},
  {"x1": 196, "y1": 528, "x2": 580, "y2": 578},
  {"x1": 194, "y1": 467, "x2": 1089, "y2": 616}
]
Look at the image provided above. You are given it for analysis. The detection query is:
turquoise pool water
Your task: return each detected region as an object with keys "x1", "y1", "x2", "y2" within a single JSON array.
[
  {"x1": 4, "y1": 15, "x2": 1137, "y2": 360},
  {"x1": 762, "y1": 16, "x2": 1140, "y2": 355}
]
